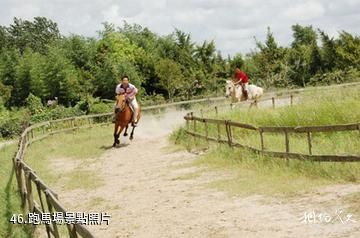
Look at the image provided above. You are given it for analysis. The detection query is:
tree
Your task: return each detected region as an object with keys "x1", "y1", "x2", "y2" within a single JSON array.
[
  {"x1": 155, "y1": 59, "x2": 183, "y2": 100},
  {"x1": 291, "y1": 24, "x2": 317, "y2": 48},
  {"x1": 6, "y1": 17, "x2": 61, "y2": 54},
  {"x1": 0, "y1": 26, "x2": 8, "y2": 51},
  {"x1": 194, "y1": 40, "x2": 216, "y2": 71},
  {"x1": 0, "y1": 81, "x2": 12, "y2": 103},
  {"x1": 92, "y1": 30, "x2": 143, "y2": 99},
  {"x1": 319, "y1": 30, "x2": 337, "y2": 71},
  {"x1": 253, "y1": 27, "x2": 287, "y2": 87},
  {"x1": 335, "y1": 31, "x2": 360, "y2": 69}
]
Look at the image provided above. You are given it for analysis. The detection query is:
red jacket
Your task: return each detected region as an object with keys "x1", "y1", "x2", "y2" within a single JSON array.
[{"x1": 234, "y1": 69, "x2": 249, "y2": 83}]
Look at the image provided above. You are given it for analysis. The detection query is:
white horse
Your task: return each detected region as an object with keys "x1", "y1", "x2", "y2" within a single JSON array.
[{"x1": 225, "y1": 80, "x2": 264, "y2": 104}]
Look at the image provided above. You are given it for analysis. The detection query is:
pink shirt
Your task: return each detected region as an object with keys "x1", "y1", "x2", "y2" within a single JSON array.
[{"x1": 115, "y1": 83, "x2": 138, "y2": 97}]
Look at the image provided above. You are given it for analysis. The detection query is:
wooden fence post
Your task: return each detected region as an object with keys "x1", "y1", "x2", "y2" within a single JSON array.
[
  {"x1": 35, "y1": 182, "x2": 51, "y2": 238},
  {"x1": 259, "y1": 129, "x2": 264, "y2": 151},
  {"x1": 272, "y1": 97, "x2": 275, "y2": 109},
  {"x1": 14, "y1": 160, "x2": 22, "y2": 195},
  {"x1": 204, "y1": 119, "x2": 209, "y2": 147},
  {"x1": 18, "y1": 164, "x2": 25, "y2": 207},
  {"x1": 25, "y1": 171, "x2": 34, "y2": 213},
  {"x1": 186, "y1": 113, "x2": 190, "y2": 131},
  {"x1": 290, "y1": 94, "x2": 293, "y2": 106},
  {"x1": 225, "y1": 121, "x2": 233, "y2": 147},
  {"x1": 285, "y1": 130, "x2": 290, "y2": 161},
  {"x1": 215, "y1": 107, "x2": 221, "y2": 142},
  {"x1": 307, "y1": 132, "x2": 312, "y2": 155},
  {"x1": 45, "y1": 191, "x2": 61, "y2": 238}
]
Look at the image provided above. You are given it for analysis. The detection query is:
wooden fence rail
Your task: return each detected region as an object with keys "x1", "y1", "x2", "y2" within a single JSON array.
[
  {"x1": 183, "y1": 112, "x2": 360, "y2": 162},
  {"x1": 13, "y1": 113, "x2": 114, "y2": 238}
]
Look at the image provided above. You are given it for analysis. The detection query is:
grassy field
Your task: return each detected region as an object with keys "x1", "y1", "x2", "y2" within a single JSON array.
[
  {"x1": 171, "y1": 85, "x2": 360, "y2": 196},
  {"x1": 0, "y1": 144, "x2": 32, "y2": 238},
  {"x1": 25, "y1": 125, "x2": 113, "y2": 191}
]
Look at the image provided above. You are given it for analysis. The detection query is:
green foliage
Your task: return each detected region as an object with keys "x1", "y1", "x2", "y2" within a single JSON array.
[
  {"x1": 5, "y1": 17, "x2": 60, "y2": 54},
  {"x1": 0, "y1": 17, "x2": 360, "y2": 139},
  {"x1": 25, "y1": 93, "x2": 44, "y2": 114},
  {"x1": 335, "y1": 31, "x2": 360, "y2": 69},
  {"x1": 155, "y1": 58, "x2": 183, "y2": 100},
  {"x1": 291, "y1": 24, "x2": 317, "y2": 47},
  {"x1": 29, "y1": 105, "x2": 85, "y2": 124},
  {"x1": 0, "y1": 109, "x2": 29, "y2": 138},
  {"x1": 310, "y1": 67, "x2": 360, "y2": 85},
  {"x1": 229, "y1": 53, "x2": 244, "y2": 70},
  {"x1": 141, "y1": 93, "x2": 166, "y2": 106}
]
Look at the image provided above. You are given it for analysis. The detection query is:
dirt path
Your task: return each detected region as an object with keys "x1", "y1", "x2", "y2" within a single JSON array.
[{"x1": 41, "y1": 108, "x2": 358, "y2": 238}]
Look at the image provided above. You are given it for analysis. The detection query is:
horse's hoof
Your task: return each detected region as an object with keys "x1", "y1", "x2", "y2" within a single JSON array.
[
  {"x1": 112, "y1": 143, "x2": 116, "y2": 147},
  {"x1": 130, "y1": 136, "x2": 134, "y2": 141},
  {"x1": 124, "y1": 133, "x2": 128, "y2": 137}
]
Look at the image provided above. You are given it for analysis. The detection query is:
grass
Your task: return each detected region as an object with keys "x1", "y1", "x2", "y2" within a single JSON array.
[
  {"x1": 25, "y1": 125, "x2": 114, "y2": 191},
  {"x1": 0, "y1": 144, "x2": 33, "y2": 238},
  {"x1": 171, "y1": 85, "x2": 360, "y2": 196}
]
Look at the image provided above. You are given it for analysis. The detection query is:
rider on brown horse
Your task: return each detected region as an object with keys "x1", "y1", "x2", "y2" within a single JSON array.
[
  {"x1": 112, "y1": 75, "x2": 141, "y2": 147},
  {"x1": 114, "y1": 75, "x2": 140, "y2": 126}
]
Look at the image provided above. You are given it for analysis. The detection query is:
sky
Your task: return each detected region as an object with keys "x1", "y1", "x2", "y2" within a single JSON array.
[{"x1": 0, "y1": 0, "x2": 359, "y2": 56}]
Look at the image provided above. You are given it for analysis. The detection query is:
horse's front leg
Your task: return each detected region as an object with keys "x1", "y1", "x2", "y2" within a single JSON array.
[
  {"x1": 123, "y1": 126, "x2": 129, "y2": 137},
  {"x1": 113, "y1": 123, "x2": 120, "y2": 147},
  {"x1": 129, "y1": 126, "x2": 136, "y2": 141}
]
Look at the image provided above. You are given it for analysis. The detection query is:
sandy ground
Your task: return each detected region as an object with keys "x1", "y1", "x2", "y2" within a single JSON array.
[{"x1": 38, "y1": 107, "x2": 360, "y2": 238}]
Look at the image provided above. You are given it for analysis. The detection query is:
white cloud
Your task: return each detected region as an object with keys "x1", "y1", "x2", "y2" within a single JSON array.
[
  {"x1": 284, "y1": 1, "x2": 325, "y2": 21},
  {"x1": 0, "y1": 0, "x2": 359, "y2": 56}
]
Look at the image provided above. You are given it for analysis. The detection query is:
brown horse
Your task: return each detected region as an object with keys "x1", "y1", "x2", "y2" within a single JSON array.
[{"x1": 113, "y1": 94, "x2": 141, "y2": 147}]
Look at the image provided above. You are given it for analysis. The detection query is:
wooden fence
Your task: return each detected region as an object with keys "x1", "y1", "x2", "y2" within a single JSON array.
[
  {"x1": 183, "y1": 93, "x2": 360, "y2": 162},
  {"x1": 13, "y1": 113, "x2": 113, "y2": 238}
]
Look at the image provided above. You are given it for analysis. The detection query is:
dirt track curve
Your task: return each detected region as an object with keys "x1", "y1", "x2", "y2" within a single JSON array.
[{"x1": 39, "y1": 106, "x2": 359, "y2": 238}]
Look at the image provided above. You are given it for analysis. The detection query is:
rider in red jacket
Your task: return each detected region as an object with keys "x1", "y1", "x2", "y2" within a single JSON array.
[{"x1": 233, "y1": 66, "x2": 249, "y2": 99}]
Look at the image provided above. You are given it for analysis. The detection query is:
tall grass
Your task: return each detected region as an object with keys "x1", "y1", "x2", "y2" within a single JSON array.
[{"x1": 208, "y1": 86, "x2": 360, "y2": 126}]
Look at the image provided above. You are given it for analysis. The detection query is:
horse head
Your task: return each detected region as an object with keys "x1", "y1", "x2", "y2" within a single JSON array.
[
  {"x1": 115, "y1": 94, "x2": 127, "y2": 113},
  {"x1": 225, "y1": 80, "x2": 235, "y2": 98}
]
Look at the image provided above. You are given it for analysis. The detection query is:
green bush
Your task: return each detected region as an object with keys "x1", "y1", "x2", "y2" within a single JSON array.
[
  {"x1": 25, "y1": 93, "x2": 44, "y2": 114},
  {"x1": 0, "y1": 109, "x2": 30, "y2": 138},
  {"x1": 30, "y1": 105, "x2": 85, "y2": 124},
  {"x1": 140, "y1": 93, "x2": 166, "y2": 106},
  {"x1": 89, "y1": 102, "x2": 112, "y2": 114},
  {"x1": 309, "y1": 68, "x2": 360, "y2": 86}
]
